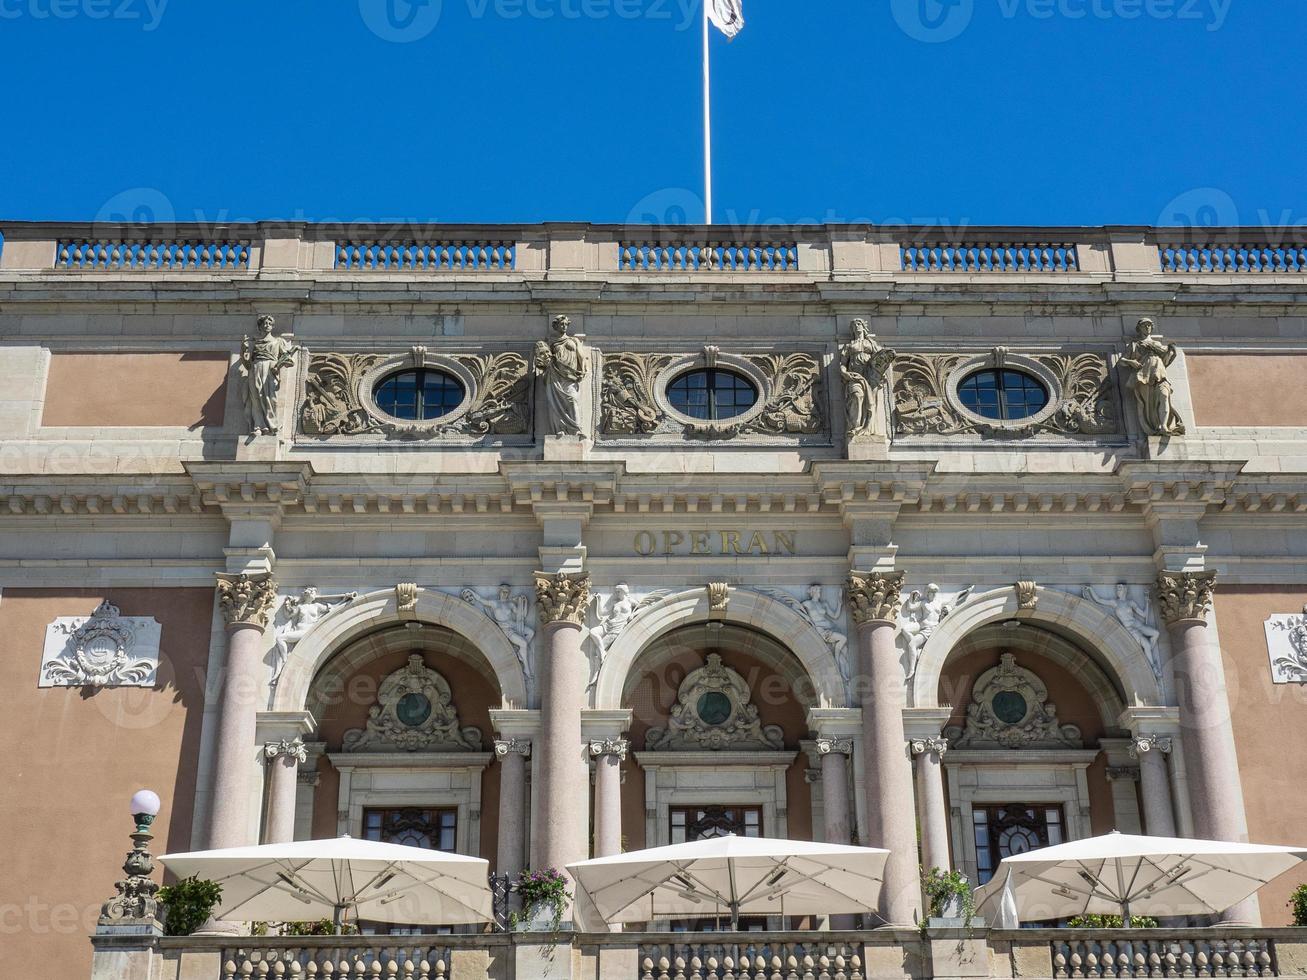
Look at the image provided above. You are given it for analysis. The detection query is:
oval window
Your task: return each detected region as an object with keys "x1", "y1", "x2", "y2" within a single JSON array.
[
  {"x1": 373, "y1": 368, "x2": 465, "y2": 421},
  {"x1": 667, "y1": 368, "x2": 758, "y2": 421},
  {"x1": 957, "y1": 369, "x2": 1049, "y2": 422}
]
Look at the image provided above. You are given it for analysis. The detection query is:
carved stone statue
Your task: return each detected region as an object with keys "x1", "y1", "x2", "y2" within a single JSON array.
[
  {"x1": 840, "y1": 318, "x2": 895, "y2": 441},
  {"x1": 587, "y1": 584, "x2": 673, "y2": 693},
  {"x1": 271, "y1": 587, "x2": 358, "y2": 690},
  {"x1": 462, "y1": 585, "x2": 535, "y2": 686},
  {"x1": 754, "y1": 585, "x2": 849, "y2": 690},
  {"x1": 1119, "y1": 318, "x2": 1185, "y2": 436},
  {"x1": 534, "y1": 315, "x2": 588, "y2": 437},
  {"x1": 241, "y1": 314, "x2": 299, "y2": 435},
  {"x1": 900, "y1": 584, "x2": 974, "y2": 680},
  {"x1": 1082, "y1": 583, "x2": 1162, "y2": 685}
]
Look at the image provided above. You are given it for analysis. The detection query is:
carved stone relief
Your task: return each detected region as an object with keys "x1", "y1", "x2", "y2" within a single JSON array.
[
  {"x1": 646, "y1": 653, "x2": 785, "y2": 751},
  {"x1": 534, "y1": 571, "x2": 592, "y2": 627},
  {"x1": 899, "y1": 584, "x2": 974, "y2": 681},
  {"x1": 599, "y1": 348, "x2": 826, "y2": 440},
  {"x1": 587, "y1": 584, "x2": 674, "y2": 693},
  {"x1": 460, "y1": 584, "x2": 534, "y2": 689},
  {"x1": 40, "y1": 601, "x2": 162, "y2": 688},
  {"x1": 946, "y1": 652, "x2": 1082, "y2": 749},
  {"x1": 1265, "y1": 605, "x2": 1307, "y2": 684},
  {"x1": 752, "y1": 586, "x2": 850, "y2": 694},
  {"x1": 1080, "y1": 583, "x2": 1163, "y2": 689},
  {"x1": 270, "y1": 587, "x2": 358, "y2": 693},
  {"x1": 342, "y1": 653, "x2": 482, "y2": 752},
  {"x1": 892, "y1": 349, "x2": 1118, "y2": 438},
  {"x1": 1156, "y1": 570, "x2": 1216, "y2": 626},
  {"x1": 846, "y1": 570, "x2": 904, "y2": 625},
  {"x1": 299, "y1": 348, "x2": 530, "y2": 439}
]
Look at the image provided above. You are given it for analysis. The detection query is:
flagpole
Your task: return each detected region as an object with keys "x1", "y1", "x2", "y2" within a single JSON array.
[{"x1": 702, "y1": 0, "x2": 713, "y2": 225}]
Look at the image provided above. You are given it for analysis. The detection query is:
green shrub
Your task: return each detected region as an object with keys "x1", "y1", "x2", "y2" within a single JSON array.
[
  {"x1": 513, "y1": 867, "x2": 571, "y2": 933},
  {"x1": 921, "y1": 867, "x2": 975, "y2": 923},
  {"x1": 1067, "y1": 913, "x2": 1159, "y2": 928},
  {"x1": 157, "y1": 877, "x2": 222, "y2": 937},
  {"x1": 282, "y1": 918, "x2": 358, "y2": 936},
  {"x1": 1289, "y1": 884, "x2": 1307, "y2": 927}
]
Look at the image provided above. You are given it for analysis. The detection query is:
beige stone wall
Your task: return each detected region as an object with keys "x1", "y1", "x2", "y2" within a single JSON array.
[
  {"x1": 0, "y1": 589, "x2": 213, "y2": 980},
  {"x1": 41, "y1": 352, "x2": 229, "y2": 427},
  {"x1": 1216, "y1": 587, "x2": 1307, "y2": 925},
  {"x1": 1186, "y1": 354, "x2": 1307, "y2": 427}
]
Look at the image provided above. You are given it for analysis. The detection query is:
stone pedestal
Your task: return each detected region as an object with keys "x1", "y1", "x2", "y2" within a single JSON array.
[{"x1": 89, "y1": 924, "x2": 163, "y2": 980}]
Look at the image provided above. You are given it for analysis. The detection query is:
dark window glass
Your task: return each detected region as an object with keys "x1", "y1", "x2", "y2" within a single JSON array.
[
  {"x1": 667, "y1": 369, "x2": 758, "y2": 421},
  {"x1": 957, "y1": 369, "x2": 1049, "y2": 421},
  {"x1": 374, "y1": 369, "x2": 465, "y2": 421},
  {"x1": 973, "y1": 804, "x2": 1064, "y2": 884},
  {"x1": 363, "y1": 807, "x2": 457, "y2": 852}
]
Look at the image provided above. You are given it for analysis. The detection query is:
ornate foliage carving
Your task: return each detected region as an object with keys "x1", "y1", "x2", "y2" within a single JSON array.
[
  {"x1": 846, "y1": 570, "x2": 905, "y2": 625},
  {"x1": 343, "y1": 654, "x2": 482, "y2": 752},
  {"x1": 99, "y1": 817, "x2": 160, "y2": 925},
  {"x1": 216, "y1": 572, "x2": 279, "y2": 628},
  {"x1": 299, "y1": 350, "x2": 530, "y2": 439},
  {"x1": 1156, "y1": 570, "x2": 1216, "y2": 625},
  {"x1": 1264, "y1": 604, "x2": 1307, "y2": 684},
  {"x1": 646, "y1": 653, "x2": 784, "y2": 751},
  {"x1": 947, "y1": 652, "x2": 1082, "y2": 749},
  {"x1": 892, "y1": 350, "x2": 1117, "y2": 438},
  {"x1": 534, "y1": 571, "x2": 592, "y2": 626},
  {"x1": 598, "y1": 349, "x2": 826, "y2": 439},
  {"x1": 40, "y1": 600, "x2": 161, "y2": 689},
  {"x1": 265, "y1": 738, "x2": 309, "y2": 763},
  {"x1": 707, "y1": 582, "x2": 731, "y2": 613},
  {"x1": 1015, "y1": 581, "x2": 1039, "y2": 610}
]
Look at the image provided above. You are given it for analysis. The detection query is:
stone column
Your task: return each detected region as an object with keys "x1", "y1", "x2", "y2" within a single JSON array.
[
  {"x1": 847, "y1": 570, "x2": 921, "y2": 927},
  {"x1": 1158, "y1": 570, "x2": 1257, "y2": 924},
  {"x1": 208, "y1": 572, "x2": 278, "y2": 849},
  {"x1": 912, "y1": 736, "x2": 951, "y2": 874},
  {"x1": 534, "y1": 571, "x2": 592, "y2": 904},
  {"x1": 815, "y1": 738, "x2": 854, "y2": 845},
  {"x1": 494, "y1": 737, "x2": 531, "y2": 878},
  {"x1": 590, "y1": 738, "x2": 628, "y2": 858},
  {"x1": 263, "y1": 738, "x2": 307, "y2": 844},
  {"x1": 1129, "y1": 735, "x2": 1177, "y2": 837}
]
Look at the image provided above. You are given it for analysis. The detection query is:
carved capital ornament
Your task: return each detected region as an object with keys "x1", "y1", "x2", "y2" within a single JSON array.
[
  {"x1": 1156, "y1": 570, "x2": 1217, "y2": 626},
  {"x1": 910, "y1": 735, "x2": 949, "y2": 757},
  {"x1": 264, "y1": 738, "x2": 309, "y2": 764},
  {"x1": 589, "y1": 738, "x2": 630, "y2": 761},
  {"x1": 494, "y1": 737, "x2": 532, "y2": 759},
  {"x1": 846, "y1": 570, "x2": 905, "y2": 625},
  {"x1": 534, "y1": 570, "x2": 592, "y2": 626},
  {"x1": 814, "y1": 736, "x2": 855, "y2": 756},
  {"x1": 216, "y1": 572, "x2": 279, "y2": 628},
  {"x1": 1129, "y1": 734, "x2": 1173, "y2": 758}
]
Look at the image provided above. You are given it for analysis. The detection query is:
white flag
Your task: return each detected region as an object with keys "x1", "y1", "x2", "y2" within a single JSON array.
[{"x1": 707, "y1": 0, "x2": 744, "y2": 38}]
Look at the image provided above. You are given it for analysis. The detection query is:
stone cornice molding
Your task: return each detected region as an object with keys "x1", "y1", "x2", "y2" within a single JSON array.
[
  {"x1": 1156, "y1": 570, "x2": 1217, "y2": 626},
  {"x1": 184, "y1": 461, "x2": 313, "y2": 516},
  {"x1": 216, "y1": 572, "x2": 279, "y2": 629},
  {"x1": 846, "y1": 570, "x2": 905, "y2": 625},
  {"x1": 534, "y1": 570, "x2": 592, "y2": 626}
]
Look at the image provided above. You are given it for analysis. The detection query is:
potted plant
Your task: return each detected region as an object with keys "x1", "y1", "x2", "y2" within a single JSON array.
[
  {"x1": 921, "y1": 867, "x2": 975, "y2": 925},
  {"x1": 511, "y1": 867, "x2": 571, "y2": 934},
  {"x1": 157, "y1": 877, "x2": 223, "y2": 937}
]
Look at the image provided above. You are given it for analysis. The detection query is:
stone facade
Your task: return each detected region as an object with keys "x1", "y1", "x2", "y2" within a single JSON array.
[{"x1": 5, "y1": 222, "x2": 1307, "y2": 974}]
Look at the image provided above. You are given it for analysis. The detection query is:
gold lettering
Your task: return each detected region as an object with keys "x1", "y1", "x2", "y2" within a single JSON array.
[
  {"x1": 662, "y1": 530, "x2": 685, "y2": 555},
  {"x1": 634, "y1": 531, "x2": 657, "y2": 556},
  {"x1": 721, "y1": 530, "x2": 745, "y2": 555},
  {"x1": 746, "y1": 531, "x2": 770, "y2": 555},
  {"x1": 690, "y1": 531, "x2": 711, "y2": 555},
  {"x1": 773, "y1": 530, "x2": 797, "y2": 555}
]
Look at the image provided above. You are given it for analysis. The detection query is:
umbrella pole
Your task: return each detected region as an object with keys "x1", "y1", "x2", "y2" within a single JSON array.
[
  {"x1": 731, "y1": 900, "x2": 740, "y2": 932},
  {"x1": 1122, "y1": 899, "x2": 1132, "y2": 930}
]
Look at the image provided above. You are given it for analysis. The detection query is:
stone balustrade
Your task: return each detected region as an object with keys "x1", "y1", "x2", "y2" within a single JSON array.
[{"x1": 7, "y1": 222, "x2": 1307, "y2": 282}]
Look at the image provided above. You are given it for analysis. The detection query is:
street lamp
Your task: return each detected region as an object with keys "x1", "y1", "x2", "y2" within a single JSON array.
[{"x1": 99, "y1": 790, "x2": 163, "y2": 927}]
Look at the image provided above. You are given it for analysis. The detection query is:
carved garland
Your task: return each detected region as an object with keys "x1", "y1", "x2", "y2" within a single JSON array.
[
  {"x1": 646, "y1": 653, "x2": 784, "y2": 751},
  {"x1": 299, "y1": 349, "x2": 530, "y2": 439},
  {"x1": 342, "y1": 654, "x2": 482, "y2": 752}
]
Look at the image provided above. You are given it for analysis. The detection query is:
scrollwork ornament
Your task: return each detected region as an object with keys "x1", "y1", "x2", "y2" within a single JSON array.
[
  {"x1": 646, "y1": 653, "x2": 784, "y2": 751},
  {"x1": 264, "y1": 738, "x2": 309, "y2": 764},
  {"x1": 494, "y1": 737, "x2": 532, "y2": 759},
  {"x1": 1128, "y1": 734, "x2": 1173, "y2": 759},
  {"x1": 814, "y1": 736, "x2": 855, "y2": 757},
  {"x1": 534, "y1": 571, "x2": 592, "y2": 626},
  {"x1": 216, "y1": 572, "x2": 279, "y2": 629},
  {"x1": 846, "y1": 570, "x2": 905, "y2": 625},
  {"x1": 1156, "y1": 570, "x2": 1216, "y2": 625},
  {"x1": 343, "y1": 654, "x2": 481, "y2": 752},
  {"x1": 41, "y1": 601, "x2": 160, "y2": 688},
  {"x1": 589, "y1": 738, "x2": 630, "y2": 761},
  {"x1": 910, "y1": 735, "x2": 949, "y2": 757},
  {"x1": 1016, "y1": 581, "x2": 1039, "y2": 611}
]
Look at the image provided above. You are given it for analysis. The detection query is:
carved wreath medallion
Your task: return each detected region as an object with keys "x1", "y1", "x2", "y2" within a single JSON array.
[
  {"x1": 946, "y1": 652, "x2": 1082, "y2": 749},
  {"x1": 40, "y1": 601, "x2": 161, "y2": 689},
  {"x1": 342, "y1": 654, "x2": 482, "y2": 752},
  {"x1": 646, "y1": 653, "x2": 784, "y2": 751}
]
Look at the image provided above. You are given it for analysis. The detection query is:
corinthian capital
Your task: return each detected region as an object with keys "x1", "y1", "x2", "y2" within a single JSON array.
[
  {"x1": 846, "y1": 570, "x2": 905, "y2": 625},
  {"x1": 534, "y1": 570, "x2": 592, "y2": 626},
  {"x1": 1156, "y1": 570, "x2": 1217, "y2": 626},
  {"x1": 216, "y1": 572, "x2": 279, "y2": 628}
]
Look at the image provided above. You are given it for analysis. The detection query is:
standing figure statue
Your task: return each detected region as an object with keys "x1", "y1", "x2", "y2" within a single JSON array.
[
  {"x1": 800, "y1": 584, "x2": 850, "y2": 685},
  {"x1": 1082, "y1": 583, "x2": 1163, "y2": 684},
  {"x1": 1119, "y1": 318, "x2": 1185, "y2": 436},
  {"x1": 270, "y1": 587, "x2": 359, "y2": 692},
  {"x1": 900, "y1": 584, "x2": 974, "y2": 681},
  {"x1": 840, "y1": 318, "x2": 896, "y2": 441},
  {"x1": 588, "y1": 584, "x2": 672, "y2": 693},
  {"x1": 241, "y1": 314, "x2": 299, "y2": 435},
  {"x1": 462, "y1": 585, "x2": 535, "y2": 687},
  {"x1": 534, "y1": 314, "x2": 588, "y2": 437}
]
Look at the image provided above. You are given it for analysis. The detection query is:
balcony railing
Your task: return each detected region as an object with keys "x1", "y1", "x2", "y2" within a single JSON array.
[
  {"x1": 618, "y1": 242, "x2": 800, "y2": 271},
  {"x1": 335, "y1": 241, "x2": 515, "y2": 270},
  {"x1": 1158, "y1": 243, "x2": 1307, "y2": 274},
  {"x1": 901, "y1": 242, "x2": 1080, "y2": 273},
  {"x1": 54, "y1": 238, "x2": 250, "y2": 270}
]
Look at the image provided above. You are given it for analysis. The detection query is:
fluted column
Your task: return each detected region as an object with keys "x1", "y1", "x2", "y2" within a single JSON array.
[
  {"x1": 912, "y1": 736, "x2": 951, "y2": 873},
  {"x1": 590, "y1": 738, "x2": 628, "y2": 858},
  {"x1": 814, "y1": 737, "x2": 854, "y2": 845},
  {"x1": 1129, "y1": 735, "x2": 1177, "y2": 837},
  {"x1": 534, "y1": 571, "x2": 592, "y2": 907},
  {"x1": 494, "y1": 737, "x2": 531, "y2": 878},
  {"x1": 1158, "y1": 570, "x2": 1257, "y2": 924},
  {"x1": 208, "y1": 572, "x2": 278, "y2": 849},
  {"x1": 847, "y1": 571, "x2": 921, "y2": 926},
  {"x1": 263, "y1": 738, "x2": 307, "y2": 844}
]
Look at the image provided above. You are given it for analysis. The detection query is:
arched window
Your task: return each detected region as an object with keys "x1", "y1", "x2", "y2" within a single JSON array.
[
  {"x1": 957, "y1": 369, "x2": 1049, "y2": 421},
  {"x1": 667, "y1": 368, "x2": 758, "y2": 421},
  {"x1": 373, "y1": 369, "x2": 465, "y2": 421}
]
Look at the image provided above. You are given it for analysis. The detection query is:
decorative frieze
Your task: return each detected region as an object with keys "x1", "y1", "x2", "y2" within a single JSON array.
[
  {"x1": 39, "y1": 601, "x2": 161, "y2": 689},
  {"x1": 342, "y1": 653, "x2": 481, "y2": 752},
  {"x1": 534, "y1": 571, "x2": 592, "y2": 626},
  {"x1": 216, "y1": 572, "x2": 279, "y2": 629},
  {"x1": 646, "y1": 653, "x2": 784, "y2": 751},
  {"x1": 299, "y1": 348, "x2": 530, "y2": 439},
  {"x1": 846, "y1": 570, "x2": 905, "y2": 625},
  {"x1": 892, "y1": 348, "x2": 1118, "y2": 438},
  {"x1": 1156, "y1": 570, "x2": 1216, "y2": 626},
  {"x1": 1264, "y1": 605, "x2": 1307, "y2": 684},
  {"x1": 264, "y1": 738, "x2": 309, "y2": 764},
  {"x1": 947, "y1": 652, "x2": 1082, "y2": 749}
]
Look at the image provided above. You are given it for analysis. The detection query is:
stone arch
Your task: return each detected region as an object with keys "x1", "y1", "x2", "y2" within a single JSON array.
[
  {"x1": 594, "y1": 587, "x2": 847, "y2": 710},
  {"x1": 272, "y1": 588, "x2": 529, "y2": 712},
  {"x1": 910, "y1": 585, "x2": 1164, "y2": 709}
]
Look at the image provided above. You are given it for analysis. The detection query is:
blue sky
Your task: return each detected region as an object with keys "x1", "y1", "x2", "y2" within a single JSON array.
[{"x1": 0, "y1": 0, "x2": 1301, "y2": 227}]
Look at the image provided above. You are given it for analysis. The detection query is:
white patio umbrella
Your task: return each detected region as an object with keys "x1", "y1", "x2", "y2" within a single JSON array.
[
  {"x1": 160, "y1": 836, "x2": 493, "y2": 927},
  {"x1": 974, "y1": 832, "x2": 1307, "y2": 927},
  {"x1": 567, "y1": 834, "x2": 890, "y2": 931}
]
